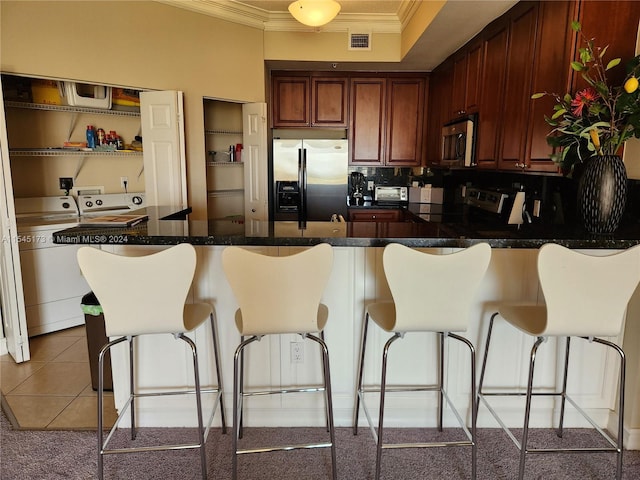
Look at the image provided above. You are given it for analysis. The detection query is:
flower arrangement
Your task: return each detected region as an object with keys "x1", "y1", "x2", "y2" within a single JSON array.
[{"x1": 532, "y1": 21, "x2": 640, "y2": 175}]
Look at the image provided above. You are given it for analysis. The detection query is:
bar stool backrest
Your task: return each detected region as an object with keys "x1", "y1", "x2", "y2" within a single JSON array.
[
  {"x1": 77, "y1": 244, "x2": 197, "y2": 337},
  {"x1": 222, "y1": 244, "x2": 333, "y2": 336},
  {"x1": 538, "y1": 243, "x2": 640, "y2": 337},
  {"x1": 383, "y1": 243, "x2": 491, "y2": 332}
]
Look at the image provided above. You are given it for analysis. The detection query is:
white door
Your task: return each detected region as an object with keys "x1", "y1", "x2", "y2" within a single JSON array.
[
  {"x1": 140, "y1": 90, "x2": 188, "y2": 207},
  {"x1": 242, "y1": 103, "x2": 268, "y2": 232},
  {"x1": 0, "y1": 84, "x2": 29, "y2": 363}
]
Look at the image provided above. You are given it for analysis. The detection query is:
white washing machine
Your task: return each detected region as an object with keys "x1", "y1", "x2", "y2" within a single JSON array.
[{"x1": 14, "y1": 196, "x2": 89, "y2": 336}]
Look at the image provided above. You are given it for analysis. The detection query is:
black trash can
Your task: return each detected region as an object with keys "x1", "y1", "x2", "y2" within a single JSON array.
[{"x1": 81, "y1": 292, "x2": 113, "y2": 391}]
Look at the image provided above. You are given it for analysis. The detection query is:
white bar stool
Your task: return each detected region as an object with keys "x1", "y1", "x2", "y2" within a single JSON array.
[
  {"x1": 477, "y1": 243, "x2": 640, "y2": 480},
  {"x1": 77, "y1": 244, "x2": 226, "y2": 480},
  {"x1": 353, "y1": 243, "x2": 492, "y2": 480},
  {"x1": 221, "y1": 243, "x2": 337, "y2": 480}
]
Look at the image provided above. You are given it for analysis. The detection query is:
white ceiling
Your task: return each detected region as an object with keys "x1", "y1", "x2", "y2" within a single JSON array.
[{"x1": 160, "y1": 0, "x2": 519, "y2": 71}]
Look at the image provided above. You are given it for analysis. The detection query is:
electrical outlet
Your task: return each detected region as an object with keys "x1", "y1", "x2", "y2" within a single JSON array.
[
  {"x1": 59, "y1": 177, "x2": 73, "y2": 192},
  {"x1": 290, "y1": 342, "x2": 304, "y2": 364},
  {"x1": 367, "y1": 181, "x2": 374, "y2": 191},
  {"x1": 120, "y1": 176, "x2": 128, "y2": 189}
]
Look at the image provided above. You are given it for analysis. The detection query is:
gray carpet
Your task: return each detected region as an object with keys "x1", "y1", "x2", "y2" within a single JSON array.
[{"x1": 2, "y1": 410, "x2": 640, "y2": 479}]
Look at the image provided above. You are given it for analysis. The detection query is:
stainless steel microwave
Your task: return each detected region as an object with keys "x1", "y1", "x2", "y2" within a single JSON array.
[{"x1": 441, "y1": 115, "x2": 476, "y2": 167}]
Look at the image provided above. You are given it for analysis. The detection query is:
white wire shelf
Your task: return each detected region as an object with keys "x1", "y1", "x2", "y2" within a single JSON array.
[
  {"x1": 205, "y1": 129, "x2": 242, "y2": 135},
  {"x1": 9, "y1": 148, "x2": 143, "y2": 157},
  {"x1": 5, "y1": 101, "x2": 141, "y2": 117}
]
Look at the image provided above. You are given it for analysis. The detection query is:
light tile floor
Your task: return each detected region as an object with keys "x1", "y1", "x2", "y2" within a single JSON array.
[{"x1": 1, "y1": 325, "x2": 117, "y2": 430}]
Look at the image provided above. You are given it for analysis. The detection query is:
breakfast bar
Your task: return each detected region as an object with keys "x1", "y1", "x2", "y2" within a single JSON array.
[{"x1": 53, "y1": 208, "x2": 640, "y2": 450}]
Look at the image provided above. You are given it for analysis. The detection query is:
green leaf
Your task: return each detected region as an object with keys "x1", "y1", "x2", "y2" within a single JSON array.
[
  {"x1": 571, "y1": 21, "x2": 581, "y2": 32},
  {"x1": 600, "y1": 45, "x2": 609, "y2": 59},
  {"x1": 606, "y1": 58, "x2": 621, "y2": 70},
  {"x1": 531, "y1": 92, "x2": 545, "y2": 99},
  {"x1": 551, "y1": 108, "x2": 567, "y2": 120},
  {"x1": 571, "y1": 61, "x2": 584, "y2": 72}
]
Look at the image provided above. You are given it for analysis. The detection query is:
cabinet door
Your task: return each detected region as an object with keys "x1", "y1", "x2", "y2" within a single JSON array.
[
  {"x1": 349, "y1": 77, "x2": 386, "y2": 165},
  {"x1": 526, "y1": 0, "x2": 576, "y2": 173},
  {"x1": 451, "y1": 51, "x2": 468, "y2": 118},
  {"x1": 349, "y1": 209, "x2": 402, "y2": 221},
  {"x1": 498, "y1": 2, "x2": 538, "y2": 171},
  {"x1": 271, "y1": 76, "x2": 310, "y2": 127},
  {"x1": 140, "y1": 90, "x2": 187, "y2": 207},
  {"x1": 426, "y1": 61, "x2": 453, "y2": 166},
  {"x1": 465, "y1": 39, "x2": 483, "y2": 113},
  {"x1": 243, "y1": 102, "x2": 268, "y2": 226},
  {"x1": 385, "y1": 77, "x2": 425, "y2": 167},
  {"x1": 476, "y1": 20, "x2": 509, "y2": 169},
  {"x1": 311, "y1": 77, "x2": 348, "y2": 127}
]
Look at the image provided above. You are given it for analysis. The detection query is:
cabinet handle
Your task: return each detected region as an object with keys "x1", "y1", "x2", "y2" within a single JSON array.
[
  {"x1": 372, "y1": 215, "x2": 376, "y2": 219},
  {"x1": 251, "y1": 208, "x2": 256, "y2": 213},
  {"x1": 515, "y1": 162, "x2": 528, "y2": 169}
]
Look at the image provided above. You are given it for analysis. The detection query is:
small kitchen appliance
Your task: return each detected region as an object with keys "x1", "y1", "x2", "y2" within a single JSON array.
[
  {"x1": 374, "y1": 186, "x2": 408, "y2": 205},
  {"x1": 349, "y1": 171, "x2": 366, "y2": 206}
]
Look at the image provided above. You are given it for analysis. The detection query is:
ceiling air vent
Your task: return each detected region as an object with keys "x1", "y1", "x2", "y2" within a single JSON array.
[{"x1": 349, "y1": 32, "x2": 371, "y2": 51}]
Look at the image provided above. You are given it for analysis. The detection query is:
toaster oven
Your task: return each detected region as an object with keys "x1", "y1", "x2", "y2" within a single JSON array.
[{"x1": 374, "y1": 186, "x2": 408, "y2": 204}]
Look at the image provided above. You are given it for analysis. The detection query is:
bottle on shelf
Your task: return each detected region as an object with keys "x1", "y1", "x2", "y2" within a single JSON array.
[
  {"x1": 235, "y1": 143, "x2": 243, "y2": 163},
  {"x1": 96, "y1": 128, "x2": 106, "y2": 146},
  {"x1": 86, "y1": 125, "x2": 96, "y2": 149},
  {"x1": 229, "y1": 145, "x2": 235, "y2": 162}
]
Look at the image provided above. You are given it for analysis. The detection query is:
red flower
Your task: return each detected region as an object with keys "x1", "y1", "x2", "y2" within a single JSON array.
[{"x1": 570, "y1": 87, "x2": 598, "y2": 116}]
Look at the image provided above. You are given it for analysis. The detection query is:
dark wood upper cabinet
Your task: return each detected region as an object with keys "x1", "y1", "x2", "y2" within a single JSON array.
[
  {"x1": 350, "y1": 75, "x2": 426, "y2": 166},
  {"x1": 465, "y1": 39, "x2": 483, "y2": 114},
  {"x1": 311, "y1": 77, "x2": 349, "y2": 127},
  {"x1": 451, "y1": 51, "x2": 468, "y2": 118},
  {"x1": 349, "y1": 77, "x2": 386, "y2": 165},
  {"x1": 425, "y1": 60, "x2": 453, "y2": 166},
  {"x1": 385, "y1": 77, "x2": 425, "y2": 167},
  {"x1": 271, "y1": 76, "x2": 310, "y2": 128},
  {"x1": 498, "y1": 1, "x2": 539, "y2": 171},
  {"x1": 476, "y1": 19, "x2": 509, "y2": 169},
  {"x1": 271, "y1": 73, "x2": 348, "y2": 128},
  {"x1": 526, "y1": 0, "x2": 578, "y2": 173},
  {"x1": 450, "y1": 37, "x2": 483, "y2": 119}
]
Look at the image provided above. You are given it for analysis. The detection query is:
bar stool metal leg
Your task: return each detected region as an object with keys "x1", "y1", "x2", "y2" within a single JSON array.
[
  {"x1": 209, "y1": 313, "x2": 227, "y2": 433},
  {"x1": 306, "y1": 333, "x2": 338, "y2": 480},
  {"x1": 178, "y1": 333, "x2": 209, "y2": 480},
  {"x1": 353, "y1": 311, "x2": 371, "y2": 436},
  {"x1": 375, "y1": 333, "x2": 401, "y2": 480},
  {"x1": 557, "y1": 337, "x2": 571, "y2": 438},
  {"x1": 438, "y1": 331, "x2": 445, "y2": 432},
  {"x1": 519, "y1": 336, "x2": 545, "y2": 480},
  {"x1": 129, "y1": 337, "x2": 136, "y2": 440}
]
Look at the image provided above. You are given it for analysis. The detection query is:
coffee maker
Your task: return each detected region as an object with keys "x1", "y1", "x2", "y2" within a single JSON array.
[{"x1": 349, "y1": 172, "x2": 366, "y2": 206}]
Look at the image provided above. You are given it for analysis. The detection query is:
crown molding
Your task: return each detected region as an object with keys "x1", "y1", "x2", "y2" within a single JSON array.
[{"x1": 156, "y1": 0, "x2": 402, "y2": 33}]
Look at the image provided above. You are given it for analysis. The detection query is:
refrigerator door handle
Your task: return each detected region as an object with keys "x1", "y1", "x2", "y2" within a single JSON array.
[{"x1": 299, "y1": 148, "x2": 307, "y2": 220}]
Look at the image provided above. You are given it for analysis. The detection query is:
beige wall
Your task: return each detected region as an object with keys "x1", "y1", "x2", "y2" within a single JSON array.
[{"x1": 1, "y1": 0, "x2": 266, "y2": 219}]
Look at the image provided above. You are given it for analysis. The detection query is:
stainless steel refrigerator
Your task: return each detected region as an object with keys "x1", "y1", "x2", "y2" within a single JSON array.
[{"x1": 273, "y1": 139, "x2": 348, "y2": 221}]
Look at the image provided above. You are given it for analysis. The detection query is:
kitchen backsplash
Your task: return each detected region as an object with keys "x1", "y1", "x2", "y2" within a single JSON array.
[{"x1": 349, "y1": 166, "x2": 640, "y2": 227}]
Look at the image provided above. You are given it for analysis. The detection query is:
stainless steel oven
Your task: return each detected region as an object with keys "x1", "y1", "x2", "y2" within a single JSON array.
[{"x1": 441, "y1": 115, "x2": 476, "y2": 167}]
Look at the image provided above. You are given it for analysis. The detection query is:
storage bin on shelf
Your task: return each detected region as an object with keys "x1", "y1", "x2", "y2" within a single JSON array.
[{"x1": 63, "y1": 82, "x2": 112, "y2": 109}]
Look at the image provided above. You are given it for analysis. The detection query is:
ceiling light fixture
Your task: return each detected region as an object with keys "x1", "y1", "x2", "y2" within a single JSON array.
[{"x1": 288, "y1": 0, "x2": 341, "y2": 27}]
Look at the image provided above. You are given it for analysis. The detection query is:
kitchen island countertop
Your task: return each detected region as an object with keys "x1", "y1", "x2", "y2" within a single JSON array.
[{"x1": 52, "y1": 204, "x2": 640, "y2": 249}]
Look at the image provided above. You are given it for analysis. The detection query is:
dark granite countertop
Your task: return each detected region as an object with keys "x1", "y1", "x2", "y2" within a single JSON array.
[{"x1": 51, "y1": 204, "x2": 640, "y2": 249}]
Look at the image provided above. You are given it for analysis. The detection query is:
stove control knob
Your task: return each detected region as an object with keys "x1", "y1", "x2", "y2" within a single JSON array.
[
  {"x1": 62, "y1": 202, "x2": 70, "y2": 209},
  {"x1": 96, "y1": 199, "x2": 103, "y2": 206},
  {"x1": 132, "y1": 196, "x2": 143, "y2": 205},
  {"x1": 85, "y1": 201, "x2": 93, "y2": 208}
]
